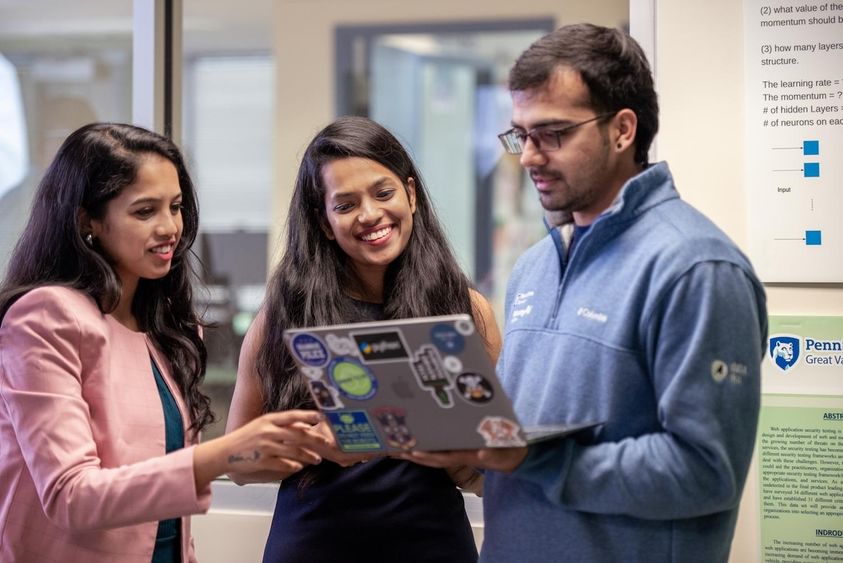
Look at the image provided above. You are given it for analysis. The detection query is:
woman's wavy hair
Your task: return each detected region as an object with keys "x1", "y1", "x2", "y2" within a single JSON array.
[
  {"x1": 258, "y1": 116, "x2": 475, "y2": 413},
  {"x1": 0, "y1": 122, "x2": 212, "y2": 435}
]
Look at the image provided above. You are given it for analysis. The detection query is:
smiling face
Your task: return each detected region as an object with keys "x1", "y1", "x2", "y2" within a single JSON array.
[
  {"x1": 89, "y1": 153, "x2": 183, "y2": 293},
  {"x1": 321, "y1": 156, "x2": 416, "y2": 290},
  {"x1": 511, "y1": 66, "x2": 626, "y2": 226}
]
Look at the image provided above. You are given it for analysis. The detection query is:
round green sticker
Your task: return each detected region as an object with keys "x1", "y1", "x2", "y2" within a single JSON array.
[{"x1": 329, "y1": 358, "x2": 377, "y2": 400}]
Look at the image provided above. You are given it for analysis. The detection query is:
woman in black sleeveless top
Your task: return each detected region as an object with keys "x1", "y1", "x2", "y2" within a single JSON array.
[{"x1": 226, "y1": 116, "x2": 501, "y2": 563}]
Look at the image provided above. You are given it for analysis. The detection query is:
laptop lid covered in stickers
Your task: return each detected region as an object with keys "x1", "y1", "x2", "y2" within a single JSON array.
[{"x1": 283, "y1": 314, "x2": 601, "y2": 453}]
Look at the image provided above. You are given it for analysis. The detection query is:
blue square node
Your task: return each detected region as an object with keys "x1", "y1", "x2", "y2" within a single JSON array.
[
  {"x1": 804, "y1": 162, "x2": 820, "y2": 177},
  {"x1": 805, "y1": 231, "x2": 822, "y2": 245},
  {"x1": 803, "y1": 140, "x2": 819, "y2": 155}
]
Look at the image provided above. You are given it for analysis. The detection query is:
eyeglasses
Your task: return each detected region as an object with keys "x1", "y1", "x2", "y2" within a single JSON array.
[{"x1": 497, "y1": 112, "x2": 616, "y2": 155}]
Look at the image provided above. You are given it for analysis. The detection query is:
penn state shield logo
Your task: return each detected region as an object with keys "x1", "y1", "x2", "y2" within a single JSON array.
[{"x1": 768, "y1": 335, "x2": 801, "y2": 372}]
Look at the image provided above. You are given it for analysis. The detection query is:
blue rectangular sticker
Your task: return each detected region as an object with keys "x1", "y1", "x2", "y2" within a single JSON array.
[{"x1": 326, "y1": 410, "x2": 384, "y2": 452}]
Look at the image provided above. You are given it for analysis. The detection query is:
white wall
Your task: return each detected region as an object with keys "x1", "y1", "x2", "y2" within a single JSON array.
[
  {"x1": 655, "y1": 0, "x2": 843, "y2": 314},
  {"x1": 652, "y1": 1, "x2": 843, "y2": 561}
]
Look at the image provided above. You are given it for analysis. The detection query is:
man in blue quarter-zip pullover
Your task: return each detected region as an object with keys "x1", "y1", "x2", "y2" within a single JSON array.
[{"x1": 404, "y1": 23, "x2": 767, "y2": 562}]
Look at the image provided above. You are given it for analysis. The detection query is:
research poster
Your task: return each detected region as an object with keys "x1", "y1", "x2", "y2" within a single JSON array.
[
  {"x1": 759, "y1": 316, "x2": 843, "y2": 562},
  {"x1": 744, "y1": 0, "x2": 843, "y2": 282}
]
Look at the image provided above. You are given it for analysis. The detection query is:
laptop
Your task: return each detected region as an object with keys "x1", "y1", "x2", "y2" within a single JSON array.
[{"x1": 283, "y1": 314, "x2": 602, "y2": 453}]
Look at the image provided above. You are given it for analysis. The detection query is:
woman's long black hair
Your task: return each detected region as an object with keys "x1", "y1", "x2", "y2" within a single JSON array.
[
  {"x1": 258, "y1": 116, "x2": 476, "y2": 413},
  {"x1": 0, "y1": 122, "x2": 213, "y2": 435}
]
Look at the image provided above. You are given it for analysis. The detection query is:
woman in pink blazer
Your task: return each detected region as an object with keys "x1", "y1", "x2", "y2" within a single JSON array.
[{"x1": 0, "y1": 123, "x2": 328, "y2": 562}]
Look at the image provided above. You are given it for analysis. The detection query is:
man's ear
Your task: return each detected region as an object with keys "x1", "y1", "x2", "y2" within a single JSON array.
[
  {"x1": 406, "y1": 177, "x2": 417, "y2": 214},
  {"x1": 613, "y1": 108, "x2": 638, "y2": 153}
]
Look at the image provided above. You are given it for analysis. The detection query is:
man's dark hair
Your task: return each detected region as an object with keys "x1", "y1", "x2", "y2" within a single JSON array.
[{"x1": 509, "y1": 23, "x2": 659, "y2": 165}]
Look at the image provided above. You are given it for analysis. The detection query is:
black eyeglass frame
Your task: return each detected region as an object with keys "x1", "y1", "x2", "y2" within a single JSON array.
[{"x1": 497, "y1": 111, "x2": 617, "y2": 155}]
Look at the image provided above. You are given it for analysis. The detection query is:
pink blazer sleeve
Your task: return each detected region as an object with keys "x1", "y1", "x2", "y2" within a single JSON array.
[{"x1": 0, "y1": 287, "x2": 211, "y2": 532}]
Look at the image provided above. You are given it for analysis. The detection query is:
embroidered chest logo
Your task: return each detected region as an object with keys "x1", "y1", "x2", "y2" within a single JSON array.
[
  {"x1": 576, "y1": 307, "x2": 608, "y2": 323},
  {"x1": 510, "y1": 291, "x2": 535, "y2": 323}
]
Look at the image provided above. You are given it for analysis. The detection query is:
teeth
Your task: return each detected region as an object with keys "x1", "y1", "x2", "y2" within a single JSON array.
[
  {"x1": 361, "y1": 227, "x2": 391, "y2": 241},
  {"x1": 151, "y1": 244, "x2": 173, "y2": 253}
]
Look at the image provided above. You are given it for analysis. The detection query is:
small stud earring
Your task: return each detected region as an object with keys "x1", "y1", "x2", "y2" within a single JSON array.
[{"x1": 84, "y1": 233, "x2": 93, "y2": 247}]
